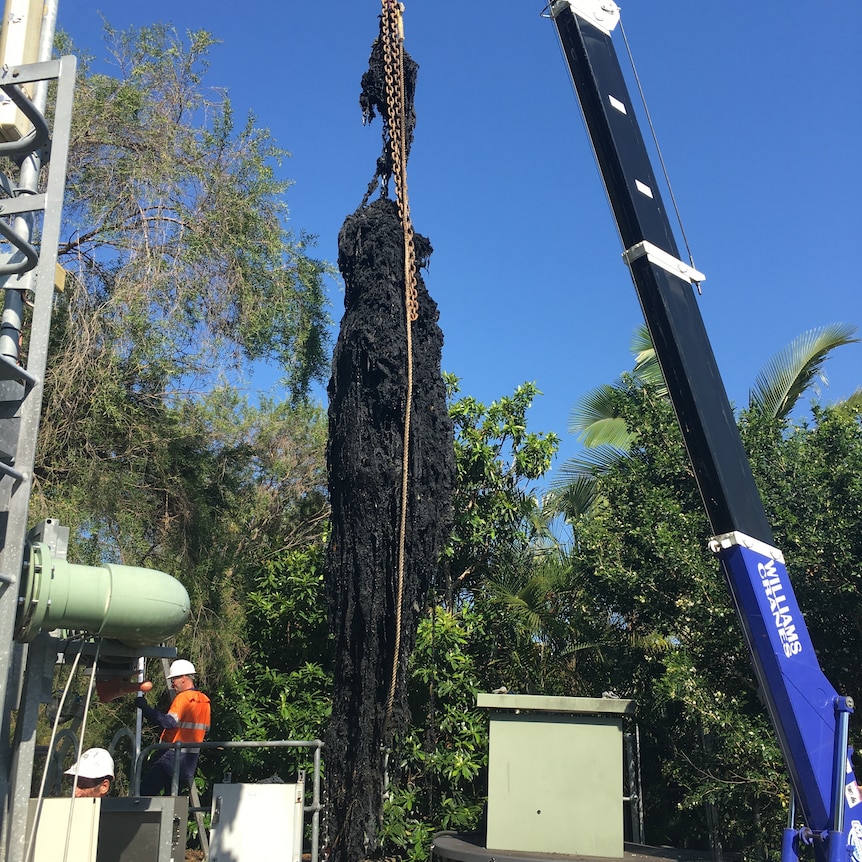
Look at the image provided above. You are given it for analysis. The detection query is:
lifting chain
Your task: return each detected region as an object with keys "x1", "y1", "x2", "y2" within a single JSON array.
[
  {"x1": 381, "y1": 0, "x2": 415, "y2": 731},
  {"x1": 381, "y1": 0, "x2": 418, "y2": 322}
]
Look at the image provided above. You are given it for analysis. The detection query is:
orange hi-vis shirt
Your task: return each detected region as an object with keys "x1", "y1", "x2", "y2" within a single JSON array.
[{"x1": 160, "y1": 688, "x2": 211, "y2": 745}]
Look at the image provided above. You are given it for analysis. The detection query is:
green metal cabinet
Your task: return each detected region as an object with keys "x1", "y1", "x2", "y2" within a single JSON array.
[{"x1": 478, "y1": 694, "x2": 635, "y2": 859}]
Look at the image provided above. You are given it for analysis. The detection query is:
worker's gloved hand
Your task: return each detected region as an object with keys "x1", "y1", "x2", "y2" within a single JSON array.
[
  {"x1": 136, "y1": 695, "x2": 163, "y2": 725},
  {"x1": 136, "y1": 695, "x2": 157, "y2": 722}
]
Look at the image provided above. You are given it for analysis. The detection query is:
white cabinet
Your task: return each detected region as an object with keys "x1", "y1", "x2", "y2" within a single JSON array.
[
  {"x1": 209, "y1": 779, "x2": 304, "y2": 862},
  {"x1": 26, "y1": 798, "x2": 100, "y2": 862}
]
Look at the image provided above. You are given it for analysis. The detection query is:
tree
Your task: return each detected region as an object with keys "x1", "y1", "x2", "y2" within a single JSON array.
[
  {"x1": 31, "y1": 23, "x2": 333, "y2": 686},
  {"x1": 381, "y1": 606, "x2": 490, "y2": 862},
  {"x1": 468, "y1": 545, "x2": 619, "y2": 697},
  {"x1": 379, "y1": 381, "x2": 615, "y2": 861},
  {"x1": 26, "y1": 25, "x2": 335, "y2": 775},
  {"x1": 53, "y1": 24, "x2": 331, "y2": 401},
  {"x1": 549, "y1": 323, "x2": 859, "y2": 522},
  {"x1": 443, "y1": 375, "x2": 559, "y2": 606},
  {"x1": 741, "y1": 404, "x2": 862, "y2": 700},
  {"x1": 215, "y1": 545, "x2": 332, "y2": 782},
  {"x1": 564, "y1": 351, "x2": 862, "y2": 856},
  {"x1": 570, "y1": 387, "x2": 784, "y2": 854},
  {"x1": 72, "y1": 393, "x2": 330, "y2": 777}
]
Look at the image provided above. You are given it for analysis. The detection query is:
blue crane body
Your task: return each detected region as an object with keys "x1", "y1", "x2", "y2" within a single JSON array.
[{"x1": 548, "y1": 3, "x2": 860, "y2": 859}]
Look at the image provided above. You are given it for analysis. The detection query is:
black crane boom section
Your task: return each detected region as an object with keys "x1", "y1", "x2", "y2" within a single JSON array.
[{"x1": 551, "y1": 3, "x2": 772, "y2": 544}]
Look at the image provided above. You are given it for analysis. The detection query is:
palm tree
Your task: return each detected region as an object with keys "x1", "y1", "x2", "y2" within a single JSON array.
[
  {"x1": 479, "y1": 546, "x2": 613, "y2": 695},
  {"x1": 748, "y1": 322, "x2": 859, "y2": 419},
  {"x1": 548, "y1": 322, "x2": 859, "y2": 523}
]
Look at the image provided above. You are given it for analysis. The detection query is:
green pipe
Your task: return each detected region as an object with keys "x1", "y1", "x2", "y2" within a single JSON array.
[{"x1": 17, "y1": 543, "x2": 190, "y2": 646}]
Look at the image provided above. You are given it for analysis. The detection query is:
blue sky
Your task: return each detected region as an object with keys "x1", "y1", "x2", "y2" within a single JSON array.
[{"x1": 61, "y1": 2, "x2": 861, "y2": 477}]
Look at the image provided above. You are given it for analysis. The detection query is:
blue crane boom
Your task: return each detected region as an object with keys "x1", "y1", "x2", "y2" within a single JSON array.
[{"x1": 548, "y1": 3, "x2": 860, "y2": 860}]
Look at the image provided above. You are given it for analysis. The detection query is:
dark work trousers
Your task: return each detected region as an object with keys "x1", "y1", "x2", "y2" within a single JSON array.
[{"x1": 139, "y1": 748, "x2": 199, "y2": 796}]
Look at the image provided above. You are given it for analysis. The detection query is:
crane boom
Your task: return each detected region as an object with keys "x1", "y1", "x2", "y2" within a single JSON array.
[{"x1": 549, "y1": 3, "x2": 860, "y2": 859}]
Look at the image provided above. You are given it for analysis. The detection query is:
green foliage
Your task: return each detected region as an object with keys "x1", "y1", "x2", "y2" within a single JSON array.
[
  {"x1": 569, "y1": 389, "x2": 788, "y2": 854},
  {"x1": 54, "y1": 23, "x2": 332, "y2": 400},
  {"x1": 561, "y1": 341, "x2": 862, "y2": 857},
  {"x1": 31, "y1": 22, "x2": 334, "y2": 775},
  {"x1": 32, "y1": 23, "x2": 335, "y2": 697},
  {"x1": 379, "y1": 381, "x2": 574, "y2": 860},
  {"x1": 381, "y1": 607, "x2": 489, "y2": 862},
  {"x1": 551, "y1": 322, "x2": 859, "y2": 526},
  {"x1": 444, "y1": 374, "x2": 559, "y2": 605},
  {"x1": 473, "y1": 547, "x2": 617, "y2": 696},
  {"x1": 211, "y1": 546, "x2": 331, "y2": 784},
  {"x1": 748, "y1": 324, "x2": 858, "y2": 419},
  {"x1": 565, "y1": 324, "x2": 665, "y2": 451},
  {"x1": 742, "y1": 404, "x2": 862, "y2": 701}
]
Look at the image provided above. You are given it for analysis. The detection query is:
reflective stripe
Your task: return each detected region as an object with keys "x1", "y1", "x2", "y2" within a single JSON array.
[
  {"x1": 159, "y1": 688, "x2": 211, "y2": 745},
  {"x1": 162, "y1": 728, "x2": 206, "y2": 744}
]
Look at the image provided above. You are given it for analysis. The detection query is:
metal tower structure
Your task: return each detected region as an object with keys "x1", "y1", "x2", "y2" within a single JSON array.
[{"x1": 0, "y1": 1, "x2": 77, "y2": 858}]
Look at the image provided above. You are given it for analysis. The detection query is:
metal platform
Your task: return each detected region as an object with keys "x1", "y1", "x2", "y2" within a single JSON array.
[{"x1": 431, "y1": 832, "x2": 717, "y2": 862}]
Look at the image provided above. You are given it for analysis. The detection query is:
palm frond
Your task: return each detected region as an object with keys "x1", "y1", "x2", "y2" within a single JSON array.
[
  {"x1": 569, "y1": 327, "x2": 668, "y2": 450},
  {"x1": 629, "y1": 324, "x2": 667, "y2": 393},
  {"x1": 486, "y1": 563, "x2": 571, "y2": 641},
  {"x1": 630, "y1": 323, "x2": 653, "y2": 357},
  {"x1": 568, "y1": 384, "x2": 630, "y2": 445},
  {"x1": 553, "y1": 446, "x2": 630, "y2": 483},
  {"x1": 749, "y1": 323, "x2": 859, "y2": 420},
  {"x1": 837, "y1": 388, "x2": 862, "y2": 412},
  {"x1": 546, "y1": 445, "x2": 630, "y2": 520},
  {"x1": 544, "y1": 476, "x2": 597, "y2": 521}
]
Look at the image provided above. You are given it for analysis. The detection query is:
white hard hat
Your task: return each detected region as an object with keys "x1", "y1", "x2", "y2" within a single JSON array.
[
  {"x1": 65, "y1": 748, "x2": 114, "y2": 780},
  {"x1": 168, "y1": 659, "x2": 196, "y2": 678}
]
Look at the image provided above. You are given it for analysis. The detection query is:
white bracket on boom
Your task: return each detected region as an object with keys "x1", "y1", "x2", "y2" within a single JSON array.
[
  {"x1": 550, "y1": 0, "x2": 621, "y2": 35},
  {"x1": 708, "y1": 530, "x2": 785, "y2": 565},
  {"x1": 623, "y1": 241, "x2": 706, "y2": 286}
]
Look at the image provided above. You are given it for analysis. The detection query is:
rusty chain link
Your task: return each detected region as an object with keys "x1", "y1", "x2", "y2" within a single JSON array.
[
  {"x1": 381, "y1": 1, "x2": 419, "y2": 322},
  {"x1": 381, "y1": 0, "x2": 416, "y2": 733}
]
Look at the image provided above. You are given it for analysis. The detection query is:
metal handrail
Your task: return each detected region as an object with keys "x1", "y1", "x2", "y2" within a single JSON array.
[{"x1": 132, "y1": 738, "x2": 325, "y2": 862}]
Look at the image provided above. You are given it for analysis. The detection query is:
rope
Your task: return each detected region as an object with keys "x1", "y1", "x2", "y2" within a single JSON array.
[
  {"x1": 380, "y1": 0, "x2": 417, "y2": 731},
  {"x1": 62, "y1": 641, "x2": 101, "y2": 862},
  {"x1": 25, "y1": 646, "x2": 84, "y2": 862}
]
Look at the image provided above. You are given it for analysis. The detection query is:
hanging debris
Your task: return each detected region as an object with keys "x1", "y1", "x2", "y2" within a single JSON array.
[
  {"x1": 324, "y1": 6, "x2": 455, "y2": 862},
  {"x1": 358, "y1": 15, "x2": 417, "y2": 199}
]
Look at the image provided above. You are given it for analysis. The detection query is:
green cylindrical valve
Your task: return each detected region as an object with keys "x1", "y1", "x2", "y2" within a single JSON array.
[{"x1": 16, "y1": 543, "x2": 190, "y2": 646}]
